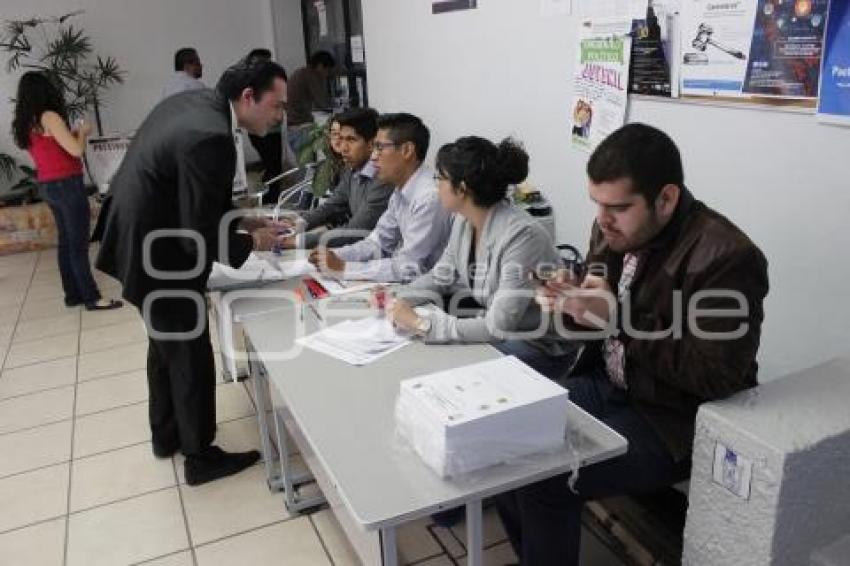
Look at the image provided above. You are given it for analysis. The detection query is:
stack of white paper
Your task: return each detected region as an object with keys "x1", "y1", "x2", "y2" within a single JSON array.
[
  {"x1": 207, "y1": 253, "x2": 284, "y2": 290},
  {"x1": 396, "y1": 356, "x2": 569, "y2": 478},
  {"x1": 276, "y1": 258, "x2": 316, "y2": 278},
  {"x1": 297, "y1": 316, "x2": 412, "y2": 365}
]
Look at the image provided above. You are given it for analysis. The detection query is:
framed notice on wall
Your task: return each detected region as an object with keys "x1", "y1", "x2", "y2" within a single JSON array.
[{"x1": 432, "y1": 0, "x2": 477, "y2": 14}]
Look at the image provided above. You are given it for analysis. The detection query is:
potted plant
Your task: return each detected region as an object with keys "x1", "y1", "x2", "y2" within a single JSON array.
[{"x1": 0, "y1": 10, "x2": 126, "y2": 135}]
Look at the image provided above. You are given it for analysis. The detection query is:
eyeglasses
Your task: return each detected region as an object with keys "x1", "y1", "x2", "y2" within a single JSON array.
[{"x1": 371, "y1": 141, "x2": 401, "y2": 154}]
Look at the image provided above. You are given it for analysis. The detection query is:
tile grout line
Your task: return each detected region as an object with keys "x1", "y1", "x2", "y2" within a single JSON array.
[
  {"x1": 172, "y1": 458, "x2": 199, "y2": 566},
  {"x1": 62, "y1": 302, "x2": 82, "y2": 566},
  {"x1": 0, "y1": 383, "x2": 251, "y2": 440},
  {"x1": 0, "y1": 410, "x2": 261, "y2": 482},
  {"x1": 307, "y1": 512, "x2": 337, "y2": 566},
  {"x1": 0, "y1": 256, "x2": 36, "y2": 370}
]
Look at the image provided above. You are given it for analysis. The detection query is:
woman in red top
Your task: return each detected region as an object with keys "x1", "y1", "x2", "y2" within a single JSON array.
[{"x1": 12, "y1": 72, "x2": 121, "y2": 310}]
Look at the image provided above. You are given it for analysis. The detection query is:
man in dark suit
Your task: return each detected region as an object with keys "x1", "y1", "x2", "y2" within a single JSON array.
[{"x1": 96, "y1": 59, "x2": 288, "y2": 485}]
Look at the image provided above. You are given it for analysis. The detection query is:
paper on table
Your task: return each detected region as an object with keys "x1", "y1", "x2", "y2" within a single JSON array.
[
  {"x1": 276, "y1": 258, "x2": 316, "y2": 278},
  {"x1": 297, "y1": 316, "x2": 412, "y2": 365},
  {"x1": 208, "y1": 253, "x2": 284, "y2": 288}
]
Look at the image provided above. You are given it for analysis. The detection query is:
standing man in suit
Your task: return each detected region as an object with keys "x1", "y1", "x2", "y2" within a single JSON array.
[{"x1": 96, "y1": 59, "x2": 288, "y2": 485}]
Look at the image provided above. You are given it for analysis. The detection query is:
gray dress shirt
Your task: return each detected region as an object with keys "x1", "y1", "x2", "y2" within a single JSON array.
[
  {"x1": 300, "y1": 161, "x2": 393, "y2": 248},
  {"x1": 334, "y1": 165, "x2": 452, "y2": 282}
]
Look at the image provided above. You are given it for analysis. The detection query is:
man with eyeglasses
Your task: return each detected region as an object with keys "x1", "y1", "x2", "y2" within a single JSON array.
[
  {"x1": 309, "y1": 113, "x2": 452, "y2": 282},
  {"x1": 277, "y1": 107, "x2": 393, "y2": 249}
]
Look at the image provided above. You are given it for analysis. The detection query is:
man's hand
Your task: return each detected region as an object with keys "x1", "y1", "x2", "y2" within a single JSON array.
[
  {"x1": 308, "y1": 246, "x2": 346, "y2": 274},
  {"x1": 536, "y1": 272, "x2": 615, "y2": 329},
  {"x1": 250, "y1": 227, "x2": 286, "y2": 251},
  {"x1": 387, "y1": 298, "x2": 420, "y2": 332}
]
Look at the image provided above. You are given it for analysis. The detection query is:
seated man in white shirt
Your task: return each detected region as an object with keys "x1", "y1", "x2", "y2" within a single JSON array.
[
  {"x1": 161, "y1": 47, "x2": 206, "y2": 100},
  {"x1": 309, "y1": 113, "x2": 453, "y2": 283}
]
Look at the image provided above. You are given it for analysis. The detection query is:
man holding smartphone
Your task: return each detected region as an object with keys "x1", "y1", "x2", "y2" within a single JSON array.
[{"x1": 497, "y1": 123, "x2": 769, "y2": 565}]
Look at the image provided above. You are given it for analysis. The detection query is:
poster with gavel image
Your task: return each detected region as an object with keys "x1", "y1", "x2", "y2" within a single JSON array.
[
  {"x1": 680, "y1": 0, "x2": 828, "y2": 100},
  {"x1": 680, "y1": 0, "x2": 758, "y2": 97}
]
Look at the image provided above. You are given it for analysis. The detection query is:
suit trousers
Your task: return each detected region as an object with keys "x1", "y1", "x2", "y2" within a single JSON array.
[
  {"x1": 142, "y1": 293, "x2": 216, "y2": 456},
  {"x1": 496, "y1": 372, "x2": 687, "y2": 565}
]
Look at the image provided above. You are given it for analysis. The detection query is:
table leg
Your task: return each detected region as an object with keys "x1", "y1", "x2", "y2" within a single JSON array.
[
  {"x1": 248, "y1": 348, "x2": 279, "y2": 490},
  {"x1": 380, "y1": 526, "x2": 398, "y2": 566},
  {"x1": 466, "y1": 498, "x2": 483, "y2": 566}
]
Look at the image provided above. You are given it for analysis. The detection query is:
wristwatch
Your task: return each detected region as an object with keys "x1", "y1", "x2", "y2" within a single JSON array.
[{"x1": 414, "y1": 314, "x2": 432, "y2": 336}]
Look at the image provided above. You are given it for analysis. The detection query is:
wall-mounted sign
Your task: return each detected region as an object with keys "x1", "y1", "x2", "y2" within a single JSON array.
[{"x1": 432, "y1": 0, "x2": 477, "y2": 15}]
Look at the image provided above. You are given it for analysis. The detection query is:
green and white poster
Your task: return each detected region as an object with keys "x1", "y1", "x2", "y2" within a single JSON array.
[{"x1": 571, "y1": 21, "x2": 633, "y2": 151}]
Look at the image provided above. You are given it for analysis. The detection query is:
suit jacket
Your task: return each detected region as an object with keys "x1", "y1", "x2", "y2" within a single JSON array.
[
  {"x1": 96, "y1": 89, "x2": 253, "y2": 307},
  {"x1": 570, "y1": 187, "x2": 769, "y2": 461},
  {"x1": 401, "y1": 200, "x2": 563, "y2": 347}
]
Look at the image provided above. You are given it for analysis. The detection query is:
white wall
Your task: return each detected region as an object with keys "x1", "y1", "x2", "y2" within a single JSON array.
[
  {"x1": 270, "y1": 0, "x2": 307, "y2": 76},
  {"x1": 0, "y1": 0, "x2": 274, "y2": 164},
  {"x1": 362, "y1": 0, "x2": 850, "y2": 380}
]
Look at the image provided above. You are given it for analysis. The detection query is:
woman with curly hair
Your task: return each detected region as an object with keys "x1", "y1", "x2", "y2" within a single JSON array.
[{"x1": 12, "y1": 71, "x2": 121, "y2": 310}]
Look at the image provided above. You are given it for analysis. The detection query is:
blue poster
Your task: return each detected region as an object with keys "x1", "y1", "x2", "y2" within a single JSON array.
[
  {"x1": 744, "y1": 0, "x2": 829, "y2": 97},
  {"x1": 818, "y1": 0, "x2": 850, "y2": 125}
]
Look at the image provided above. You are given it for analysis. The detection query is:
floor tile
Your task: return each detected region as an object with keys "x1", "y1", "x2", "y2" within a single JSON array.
[
  {"x1": 78, "y1": 341, "x2": 148, "y2": 382},
  {"x1": 0, "y1": 357, "x2": 77, "y2": 400},
  {"x1": 194, "y1": 518, "x2": 330, "y2": 566},
  {"x1": 215, "y1": 382, "x2": 255, "y2": 424},
  {"x1": 4, "y1": 332, "x2": 78, "y2": 369},
  {"x1": 310, "y1": 509, "x2": 360, "y2": 566},
  {"x1": 181, "y1": 464, "x2": 291, "y2": 545},
  {"x1": 70, "y1": 442, "x2": 176, "y2": 512},
  {"x1": 0, "y1": 420, "x2": 73, "y2": 478},
  {"x1": 66, "y1": 488, "x2": 188, "y2": 566},
  {"x1": 138, "y1": 550, "x2": 194, "y2": 566},
  {"x1": 73, "y1": 402, "x2": 149, "y2": 458},
  {"x1": 458, "y1": 542, "x2": 517, "y2": 565},
  {"x1": 414, "y1": 556, "x2": 454, "y2": 566},
  {"x1": 0, "y1": 463, "x2": 69, "y2": 533},
  {"x1": 75, "y1": 369, "x2": 148, "y2": 416},
  {"x1": 0, "y1": 385, "x2": 74, "y2": 435},
  {"x1": 450, "y1": 506, "x2": 509, "y2": 551},
  {"x1": 0, "y1": 517, "x2": 65, "y2": 566},
  {"x1": 398, "y1": 517, "x2": 446, "y2": 564},
  {"x1": 19, "y1": 297, "x2": 77, "y2": 322},
  {"x1": 81, "y1": 304, "x2": 141, "y2": 330},
  {"x1": 0, "y1": 306, "x2": 22, "y2": 326},
  {"x1": 13, "y1": 313, "x2": 80, "y2": 344},
  {"x1": 79, "y1": 319, "x2": 147, "y2": 354}
]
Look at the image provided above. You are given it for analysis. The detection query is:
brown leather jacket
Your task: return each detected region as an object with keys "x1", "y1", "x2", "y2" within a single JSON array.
[{"x1": 569, "y1": 188, "x2": 769, "y2": 461}]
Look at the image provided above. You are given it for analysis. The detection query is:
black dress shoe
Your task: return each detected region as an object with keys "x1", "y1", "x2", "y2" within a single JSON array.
[
  {"x1": 184, "y1": 446, "x2": 260, "y2": 486},
  {"x1": 85, "y1": 299, "x2": 124, "y2": 311}
]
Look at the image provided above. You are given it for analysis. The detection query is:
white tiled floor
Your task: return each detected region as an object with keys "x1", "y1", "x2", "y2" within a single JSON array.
[{"x1": 0, "y1": 248, "x2": 626, "y2": 565}]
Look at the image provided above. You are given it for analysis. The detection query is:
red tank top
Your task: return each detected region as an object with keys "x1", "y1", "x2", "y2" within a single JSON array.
[{"x1": 28, "y1": 130, "x2": 83, "y2": 183}]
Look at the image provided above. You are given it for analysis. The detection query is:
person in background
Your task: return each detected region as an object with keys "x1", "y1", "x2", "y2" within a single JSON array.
[
  {"x1": 96, "y1": 59, "x2": 289, "y2": 486},
  {"x1": 309, "y1": 112, "x2": 452, "y2": 283},
  {"x1": 496, "y1": 123, "x2": 769, "y2": 565},
  {"x1": 286, "y1": 50, "x2": 336, "y2": 154},
  {"x1": 243, "y1": 48, "x2": 291, "y2": 204},
  {"x1": 12, "y1": 71, "x2": 122, "y2": 311},
  {"x1": 386, "y1": 136, "x2": 575, "y2": 370},
  {"x1": 278, "y1": 107, "x2": 392, "y2": 249},
  {"x1": 161, "y1": 47, "x2": 206, "y2": 100}
]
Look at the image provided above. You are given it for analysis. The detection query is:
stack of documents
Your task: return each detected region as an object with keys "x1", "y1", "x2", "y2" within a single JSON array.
[
  {"x1": 297, "y1": 316, "x2": 412, "y2": 365},
  {"x1": 207, "y1": 253, "x2": 285, "y2": 290},
  {"x1": 396, "y1": 356, "x2": 569, "y2": 478},
  {"x1": 312, "y1": 273, "x2": 378, "y2": 296}
]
